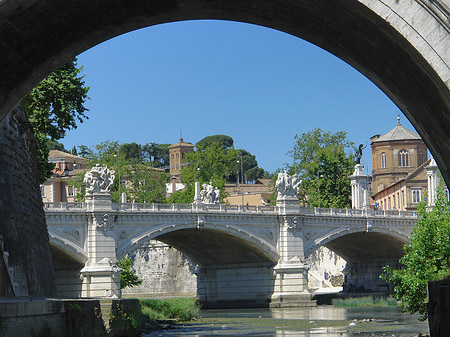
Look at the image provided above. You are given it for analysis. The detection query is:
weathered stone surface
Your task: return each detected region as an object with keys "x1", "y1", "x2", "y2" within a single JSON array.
[
  {"x1": 122, "y1": 240, "x2": 197, "y2": 298},
  {"x1": 0, "y1": 107, "x2": 55, "y2": 296}
]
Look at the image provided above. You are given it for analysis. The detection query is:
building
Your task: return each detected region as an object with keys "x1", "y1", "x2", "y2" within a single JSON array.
[
  {"x1": 41, "y1": 150, "x2": 87, "y2": 202},
  {"x1": 168, "y1": 138, "x2": 194, "y2": 180},
  {"x1": 224, "y1": 179, "x2": 273, "y2": 206},
  {"x1": 370, "y1": 117, "x2": 429, "y2": 210}
]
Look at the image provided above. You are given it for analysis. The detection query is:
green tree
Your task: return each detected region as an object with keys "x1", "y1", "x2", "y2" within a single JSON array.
[
  {"x1": 21, "y1": 58, "x2": 89, "y2": 183},
  {"x1": 124, "y1": 163, "x2": 168, "y2": 203},
  {"x1": 196, "y1": 134, "x2": 234, "y2": 149},
  {"x1": 286, "y1": 128, "x2": 355, "y2": 208},
  {"x1": 118, "y1": 257, "x2": 143, "y2": 289},
  {"x1": 382, "y1": 185, "x2": 450, "y2": 320},
  {"x1": 120, "y1": 142, "x2": 143, "y2": 162},
  {"x1": 47, "y1": 139, "x2": 68, "y2": 152},
  {"x1": 80, "y1": 140, "x2": 168, "y2": 203},
  {"x1": 143, "y1": 143, "x2": 170, "y2": 168},
  {"x1": 169, "y1": 142, "x2": 238, "y2": 203},
  {"x1": 78, "y1": 145, "x2": 93, "y2": 159},
  {"x1": 71, "y1": 146, "x2": 78, "y2": 156}
]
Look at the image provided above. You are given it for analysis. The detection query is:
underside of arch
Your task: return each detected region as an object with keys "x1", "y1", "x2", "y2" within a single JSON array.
[
  {"x1": 323, "y1": 232, "x2": 406, "y2": 263},
  {"x1": 155, "y1": 228, "x2": 276, "y2": 266}
]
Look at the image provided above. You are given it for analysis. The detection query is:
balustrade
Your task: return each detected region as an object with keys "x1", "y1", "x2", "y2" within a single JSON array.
[{"x1": 43, "y1": 202, "x2": 417, "y2": 219}]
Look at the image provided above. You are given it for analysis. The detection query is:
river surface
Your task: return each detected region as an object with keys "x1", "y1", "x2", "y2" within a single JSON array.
[{"x1": 142, "y1": 306, "x2": 429, "y2": 337}]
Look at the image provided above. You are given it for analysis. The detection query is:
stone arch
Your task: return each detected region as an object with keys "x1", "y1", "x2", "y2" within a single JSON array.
[
  {"x1": 117, "y1": 222, "x2": 279, "y2": 265},
  {"x1": 48, "y1": 232, "x2": 87, "y2": 264},
  {"x1": 48, "y1": 232, "x2": 87, "y2": 297},
  {"x1": 305, "y1": 226, "x2": 410, "y2": 262},
  {"x1": 2, "y1": 1, "x2": 450, "y2": 183}
]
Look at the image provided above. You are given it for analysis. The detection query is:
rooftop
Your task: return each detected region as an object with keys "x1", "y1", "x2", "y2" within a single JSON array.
[{"x1": 372, "y1": 116, "x2": 421, "y2": 143}]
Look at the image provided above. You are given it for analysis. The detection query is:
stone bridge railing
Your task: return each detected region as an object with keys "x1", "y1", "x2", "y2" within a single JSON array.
[{"x1": 43, "y1": 202, "x2": 417, "y2": 218}]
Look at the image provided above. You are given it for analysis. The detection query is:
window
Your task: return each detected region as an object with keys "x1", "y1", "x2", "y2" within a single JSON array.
[
  {"x1": 380, "y1": 152, "x2": 386, "y2": 168},
  {"x1": 398, "y1": 150, "x2": 409, "y2": 167},
  {"x1": 418, "y1": 152, "x2": 425, "y2": 165},
  {"x1": 40, "y1": 185, "x2": 46, "y2": 197},
  {"x1": 412, "y1": 188, "x2": 422, "y2": 203},
  {"x1": 68, "y1": 185, "x2": 74, "y2": 197},
  {"x1": 392, "y1": 195, "x2": 396, "y2": 209}
]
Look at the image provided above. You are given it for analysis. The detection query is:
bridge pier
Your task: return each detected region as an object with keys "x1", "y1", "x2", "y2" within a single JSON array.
[
  {"x1": 271, "y1": 195, "x2": 314, "y2": 307},
  {"x1": 80, "y1": 192, "x2": 122, "y2": 298}
]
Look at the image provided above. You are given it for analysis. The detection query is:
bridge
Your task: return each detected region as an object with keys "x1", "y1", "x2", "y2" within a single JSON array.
[
  {"x1": 45, "y1": 194, "x2": 417, "y2": 308},
  {"x1": 1, "y1": 0, "x2": 447, "y2": 298}
]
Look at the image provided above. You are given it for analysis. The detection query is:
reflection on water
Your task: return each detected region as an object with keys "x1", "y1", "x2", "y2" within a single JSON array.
[{"x1": 142, "y1": 306, "x2": 429, "y2": 337}]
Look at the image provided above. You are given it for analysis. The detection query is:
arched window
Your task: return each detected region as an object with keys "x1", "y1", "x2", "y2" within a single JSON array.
[
  {"x1": 398, "y1": 150, "x2": 409, "y2": 167},
  {"x1": 380, "y1": 152, "x2": 386, "y2": 168}
]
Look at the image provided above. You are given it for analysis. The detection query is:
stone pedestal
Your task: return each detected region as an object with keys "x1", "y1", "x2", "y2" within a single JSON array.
[
  {"x1": 272, "y1": 195, "x2": 314, "y2": 307},
  {"x1": 277, "y1": 196, "x2": 300, "y2": 213},
  {"x1": 85, "y1": 193, "x2": 113, "y2": 212},
  {"x1": 349, "y1": 164, "x2": 370, "y2": 209},
  {"x1": 270, "y1": 262, "x2": 313, "y2": 307},
  {"x1": 81, "y1": 258, "x2": 122, "y2": 298},
  {"x1": 82, "y1": 191, "x2": 122, "y2": 298}
]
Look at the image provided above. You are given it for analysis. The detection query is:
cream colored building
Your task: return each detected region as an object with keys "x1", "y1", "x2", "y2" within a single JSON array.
[
  {"x1": 370, "y1": 117, "x2": 429, "y2": 210},
  {"x1": 41, "y1": 150, "x2": 87, "y2": 203},
  {"x1": 224, "y1": 179, "x2": 273, "y2": 206}
]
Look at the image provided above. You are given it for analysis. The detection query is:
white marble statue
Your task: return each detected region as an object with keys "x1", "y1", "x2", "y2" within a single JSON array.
[
  {"x1": 84, "y1": 164, "x2": 115, "y2": 195},
  {"x1": 276, "y1": 171, "x2": 301, "y2": 199},
  {"x1": 200, "y1": 182, "x2": 220, "y2": 204}
]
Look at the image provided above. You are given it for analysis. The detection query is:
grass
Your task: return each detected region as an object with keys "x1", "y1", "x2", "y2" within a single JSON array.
[
  {"x1": 139, "y1": 297, "x2": 199, "y2": 321},
  {"x1": 332, "y1": 296, "x2": 398, "y2": 307}
]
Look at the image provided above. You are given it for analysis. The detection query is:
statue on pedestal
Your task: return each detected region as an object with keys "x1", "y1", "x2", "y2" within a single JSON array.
[
  {"x1": 200, "y1": 182, "x2": 220, "y2": 204},
  {"x1": 354, "y1": 144, "x2": 366, "y2": 165},
  {"x1": 276, "y1": 171, "x2": 301, "y2": 199},
  {"x1": 84, "y1": 164, "x2": 115, "y2": 195}
]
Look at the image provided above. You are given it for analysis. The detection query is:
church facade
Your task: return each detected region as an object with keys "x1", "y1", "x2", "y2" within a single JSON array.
[{"x1": 370, "y1": 117, "x2": 430, "y2": 211}]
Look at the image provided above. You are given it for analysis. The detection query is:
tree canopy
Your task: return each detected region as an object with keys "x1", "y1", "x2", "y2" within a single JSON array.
[
  {"x1": 196, "y1": 134, "x2": 234, "y2": 150},
  {"x1": 21, "y1": 58, "x2": 90, "y2": 183},
  {"x1": 382, "y1": 185, "x2": 450, "y2": 320},
  {"x1": 286, "y1": 128, "x2": 355, "y2": 208},
  {"x1": 168, "y1": 142, "x2": 238, "y2": 203},
  {"x1": 75, "y1": 140, "x2": 168, "y2": 203}
]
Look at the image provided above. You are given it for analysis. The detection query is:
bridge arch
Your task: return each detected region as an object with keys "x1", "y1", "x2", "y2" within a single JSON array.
[
  {"x1": 2, "y1": 1, "x2": 450, "y2": 182},
  {"x1": 306, "y1": 226, "x2": 410, "y2": 262},
  {"x1": 117, "y1": 221, "x2": 279, "y2": 266},
  {"x1": 48, "y1": 232, "x2": 87, "y2": 264},
  {"x1": 48, "y1": 232, "x2": 87, "y2": 297}
]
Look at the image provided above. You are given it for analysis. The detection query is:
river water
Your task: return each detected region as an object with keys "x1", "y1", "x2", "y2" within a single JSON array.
[{"x1": 142, "y1": 306, "x2": 429, "y2": 337}]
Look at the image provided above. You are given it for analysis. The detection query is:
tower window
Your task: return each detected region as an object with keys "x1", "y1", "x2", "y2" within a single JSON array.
[
  {"x1": 398, "y1": 150, "x2": 409, "y2": 167},
  {"x1": 380, "y1": 152, "x2": 386, "y2": 168}
]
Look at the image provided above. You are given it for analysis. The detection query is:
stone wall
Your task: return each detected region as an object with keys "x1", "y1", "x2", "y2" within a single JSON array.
[
  {"x1": 122, "y1": 242, "x2": 347, "y2": 298},
  {"x1": 307, "y1": 246, "x2": 346, "y2": 291},
  {"x1": 122, "y1": 240, "x2": 197, "y2": 297},
  {"x1": 0, "y1": 107, "x2": 55, "y2": 296}
]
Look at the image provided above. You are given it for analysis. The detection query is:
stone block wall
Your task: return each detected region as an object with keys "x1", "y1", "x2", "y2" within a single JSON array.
[
  {"x1": 122, "y1": 240, "x2": 197, "y2": 297},
  {"x1": 0, "y1": 107, "x2": 55, "y2": 296},
  {"x1": 307, "y1": 246, "x2": 346, "y2": 290}
]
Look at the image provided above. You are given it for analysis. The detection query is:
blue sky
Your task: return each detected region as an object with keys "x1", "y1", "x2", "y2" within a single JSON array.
[{"x1": 61, "y1": 20, "x2": 412, "y2": 174}]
